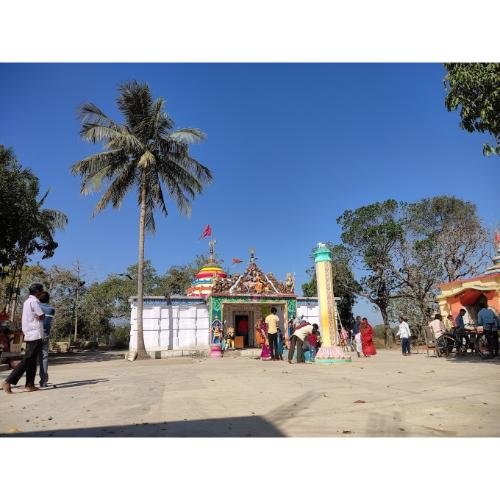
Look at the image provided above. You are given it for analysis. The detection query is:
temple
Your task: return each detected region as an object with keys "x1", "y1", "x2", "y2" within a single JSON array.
[
  {"x1": 128, "y1": 243, "x2": 319, "y2": 356},
  {"x1": 437, "y1": 231, "x2": 500, "y2": 324}
]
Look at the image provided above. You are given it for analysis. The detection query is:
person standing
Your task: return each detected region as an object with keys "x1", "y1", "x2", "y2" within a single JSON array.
[
  {"x1": 477, "y1": 303, "x2": 499, "y2": 358},
  {"x1": 2, "y1": 283, "x2": 45, "y2": 394},
  {"x1": 256, "y1": 319, "x2": 271, "y2": 361},
  {"x1": 454, "y1": 309, "x2": 467, "y2": 335},
  {"x1": 288, "y1": 321, "x2": 313, "y2": 364},
  {"x1": 265, "y1": 307, "x2": 280, "y2": 361},
  {"x1": 396, "y1": 316, "x2": 411, "y2": 356},
  {"x1": 352, "y1": 316, "x2": 361, "y2": 351},
  {"x1": 354, "y1": 329, "x2": 362, "y2": 357},
  {"x1": 360, "y1": 318, "x2": 377, "y2": 357},
  {"x1": 38, "y1": 291, "x2": 55, "y2": 387}
]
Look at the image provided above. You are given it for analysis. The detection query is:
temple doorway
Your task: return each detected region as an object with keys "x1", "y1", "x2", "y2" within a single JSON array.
[
  {"x1": 235, "y1": 314, "x2": 250, "y2": 347},
  {"x1": 222, "y1": 302, "x2": 287, "y2": 349}
]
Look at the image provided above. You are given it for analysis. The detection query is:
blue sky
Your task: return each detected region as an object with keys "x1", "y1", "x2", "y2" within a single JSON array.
[{"x1": 0, "y1": 63, "x2": 498, "y2": 323}]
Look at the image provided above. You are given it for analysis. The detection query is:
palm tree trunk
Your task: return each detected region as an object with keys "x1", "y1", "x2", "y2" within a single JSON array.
[{"x1": 135, "y1": 172, "x2": 150, "y2": 360}]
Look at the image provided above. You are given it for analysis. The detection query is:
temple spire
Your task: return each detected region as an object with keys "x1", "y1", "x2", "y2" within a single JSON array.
[
  {"x1": 249, "y1": 247, "x2": 256, "y2": 264},
  {"x1": 208, "y1": 238, "x2": 216, "y2": 264}
]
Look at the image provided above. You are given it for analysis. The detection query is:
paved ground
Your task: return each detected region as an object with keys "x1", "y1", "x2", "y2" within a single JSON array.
[{"x1": 1, "y1": 349, "x2": 499, "y2": 437}]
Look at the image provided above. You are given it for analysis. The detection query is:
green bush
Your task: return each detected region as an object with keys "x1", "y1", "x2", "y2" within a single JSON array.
[{"x1": 111, "y1": 326, "x2": 130, "y2": 349}]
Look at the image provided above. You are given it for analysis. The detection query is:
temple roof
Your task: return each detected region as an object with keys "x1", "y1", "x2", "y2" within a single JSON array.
[
  {"x1": 186, "y1": 262, "x2": 227, "y2": 298},
  {"x1": 211, "y1": 261, "x2": 295, "y2": 297}
]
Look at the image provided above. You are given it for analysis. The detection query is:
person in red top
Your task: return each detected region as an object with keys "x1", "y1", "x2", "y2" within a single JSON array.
[
  {"x1": 307, "y1": 324, "x2": 320, "y2": 362},
  {"x1": 360, "y1": 317, "x2": 377, "y2": 357}
]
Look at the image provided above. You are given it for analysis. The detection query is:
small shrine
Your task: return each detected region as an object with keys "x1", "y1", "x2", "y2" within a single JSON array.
[
  {"x1": 437, "y1": 231, "x2": 500, "y2": 322},
  {"x1": 208, "y1": 248, "x2": 298, "y2": 349}
]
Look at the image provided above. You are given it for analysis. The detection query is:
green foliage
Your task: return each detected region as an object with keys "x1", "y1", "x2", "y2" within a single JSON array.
[
  {"x1": 1, "y1": 145, "x2": 68, "y2": 318},
  {"x1": 334, "y1": 196, "x2": 488, "y2": 343},
  {"x1": 71, "y1": 81, "x2": 213, "y2": 232},
  {"x1": 394, "y1": 195, "x2": 489, "y2": 327},
  {"x1": 0, "y1": 145, "x2": 67, "y2": 269},
  {"x1": 337, "y1": 201, "x2": 403, "y2": 345},
  {"x1": 111, "y1": 326, "x2": 130, "y2": 348},
  {"x1": 444, "y1": 63, "x2": 500, "y2": 156}
]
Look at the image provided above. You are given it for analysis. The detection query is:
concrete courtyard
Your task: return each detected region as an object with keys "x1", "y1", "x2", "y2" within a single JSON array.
[{"x1": 1, "y1": 349, "x2": 499, "y2": 437}]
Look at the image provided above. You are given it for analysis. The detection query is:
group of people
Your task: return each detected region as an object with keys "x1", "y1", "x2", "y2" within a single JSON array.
[
  {"x1": 255, "y1": 308, "x2": 321, "y2": 364},
  {"x1": 427, "y1": 302, "x2": 499, "y2": 357},
  {"x1": 255, "y1": 310, "x2": 378, "y2": 363},
  {"x1": 1, "y1": 283, "x2": 55, "y2": 394},
  {"x1": 349, "y1": 316, "x2": 377, "y2": 358}
]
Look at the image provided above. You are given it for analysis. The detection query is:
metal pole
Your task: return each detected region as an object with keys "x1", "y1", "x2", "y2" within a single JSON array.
[{"x1": 73, "y1": 285, "x2": 79, "y2": 344}]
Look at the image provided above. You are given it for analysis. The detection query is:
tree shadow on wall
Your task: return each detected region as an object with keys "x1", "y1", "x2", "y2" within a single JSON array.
[{"x1": 1, "y1": 415, "x2": 285, "y2": 437}]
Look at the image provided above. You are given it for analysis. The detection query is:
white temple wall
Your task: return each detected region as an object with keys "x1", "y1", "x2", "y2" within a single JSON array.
[
  {"x1": 129, "y1": 301, "x2": 209, "y2": 352},
  {"x1": 297, "y1": 300, "x2": 320, "y2": 326},
  {"x1": 130, "y1": 297, "x2": 321, "y2": 354}
]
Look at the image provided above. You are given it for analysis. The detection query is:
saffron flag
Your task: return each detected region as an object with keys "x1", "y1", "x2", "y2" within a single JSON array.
[
  {"x1": 199, "y1": 224, "x2": 212, "y2": 239},
  {"x1": 232, "y1": 258, "x2": 243, "y2": 264}
]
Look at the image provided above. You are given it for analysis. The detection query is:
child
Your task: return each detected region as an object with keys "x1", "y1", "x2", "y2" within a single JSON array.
[
  {"x1": 276, "y1": 327, "x2": 284, "y2": 361},
  {"x1": 355, "y1": 330, "x2": 362, "y2": 358},
  {"x1": 307, "y1": 324, "x2": 319, "y2": 362}
]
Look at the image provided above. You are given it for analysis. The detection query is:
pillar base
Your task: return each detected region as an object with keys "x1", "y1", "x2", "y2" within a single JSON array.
[
  {"x1": 316, "y1": 358, "x2": 352, "y2": 364},
  {"x1": 315, "y1": 345, "x2": 351, "y2": 363}
]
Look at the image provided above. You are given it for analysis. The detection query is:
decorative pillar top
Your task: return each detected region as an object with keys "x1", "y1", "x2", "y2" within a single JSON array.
[{"x1": 313, "y1": 243, "x2": 332, "y2": 263}]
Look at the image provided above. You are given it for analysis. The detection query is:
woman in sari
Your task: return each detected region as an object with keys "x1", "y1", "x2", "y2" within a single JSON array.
[
  {"x1": 360, "y1": 317, "x2": 377, "y2": 357},
  {"x1": 256, "y1": 318, "x2": 271, "y2": 361}
]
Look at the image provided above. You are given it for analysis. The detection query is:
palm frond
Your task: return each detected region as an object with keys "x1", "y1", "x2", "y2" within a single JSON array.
[
  {"x1": 71, "y1": 150, "x2": 129, "y2": 195},
  {"x1": 168, "y1": 128, "x2": 206, "y2": 144},
  {"x1": 93, "y1": 163, "x2": 137, "y2": 216},
  {"x1": 78, "y1": 102, "x2": 114, "y2": 126},
  {"x1": 80, "y1": 123, "x2": 144, "y2": 151},
  {"x1": 117, "y1": 81, "x2": 153, "y2": 134},
  {"x1": 157, "y1": 164, "x2": 195, "y2": 216}
]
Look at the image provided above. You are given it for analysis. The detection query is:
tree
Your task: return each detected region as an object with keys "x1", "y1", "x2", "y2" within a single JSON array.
[
  {"x1": 302, "y1": 243, "x2": 358, "y2": 328},
  {"x1": 71, "y1": 81, "x2": 213, "y2": 359},
  {"x1": 156, "y1": 253, "x2": 217, "y2": 297},
  {"x1": 0, "y1": 145, "x2": 68, "y2": 319},
  {"x1": 391, "y1": 196, "x2": 490, "y2": 331},
  {"x1": 444, "y1": 63, "x2": 500, "y2": 156},
  {"x1": 337, "y1": 201, "x2": 404, "y2": 346}
]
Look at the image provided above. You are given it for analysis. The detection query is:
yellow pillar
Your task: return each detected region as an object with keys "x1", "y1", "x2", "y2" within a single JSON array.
[{"x1": 314, "y1": 243, "x2": 351, "y2": 363}]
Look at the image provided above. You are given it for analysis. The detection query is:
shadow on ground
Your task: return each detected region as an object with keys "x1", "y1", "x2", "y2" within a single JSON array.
[
  {"x1": 49, "y1": 378, "x2": 109, "y2": 389},
  {"x1": 0, "y1": 415, "x2": 285, "y2": 437},
  {"x1": 442, "y1": 355, "x2": 500, "y2": 365},
  {"x1": 4, "y1": 378, "x2": 109, "y2": 391},
  {"x1": 48, "y1": 351, "x2": 126, "y2": 365}
]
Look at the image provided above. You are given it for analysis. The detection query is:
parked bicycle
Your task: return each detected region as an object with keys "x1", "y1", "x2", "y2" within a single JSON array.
[{"x1": 436, "y1": 326, "x2": 493, "y2": 359}]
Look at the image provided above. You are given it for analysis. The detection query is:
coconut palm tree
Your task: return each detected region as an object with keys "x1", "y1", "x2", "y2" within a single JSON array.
[{"x1": 71, "y1": 81, "x2": 212, "y2": 359}]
